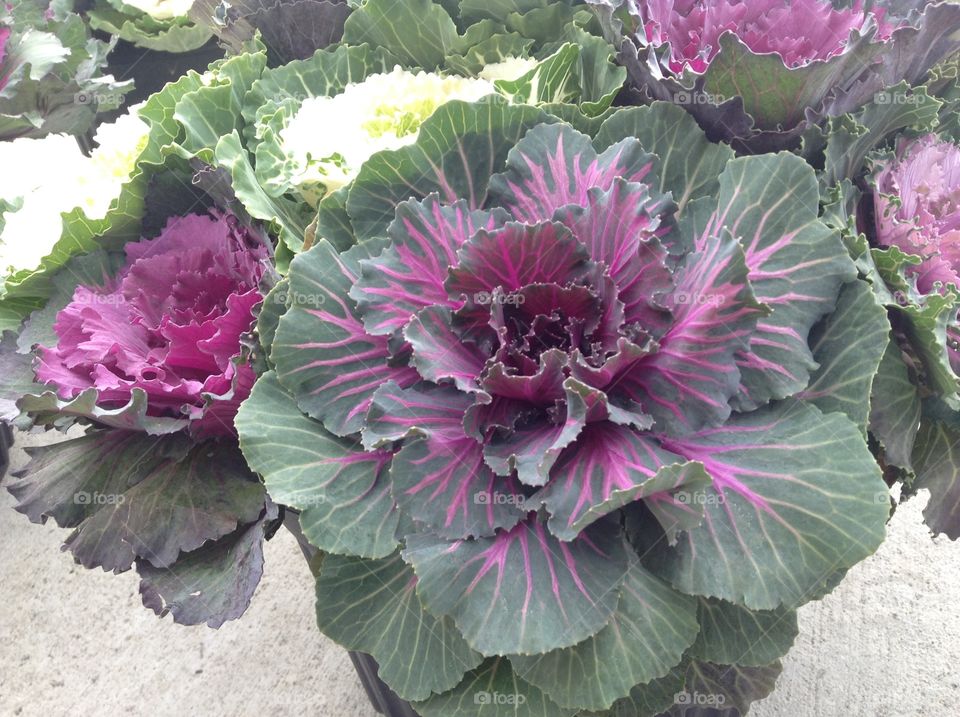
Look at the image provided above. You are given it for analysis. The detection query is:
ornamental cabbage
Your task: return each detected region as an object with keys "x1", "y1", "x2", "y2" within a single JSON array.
[
  {"x1": 0, "y1": 111, "x2": 149, "y2": 278},
  {"x1": 636, "y1": 0, "x2": 893, "y2": 74},
  {"x1": 872, "y1": 133, "x2": 960, "y2": 296},
  {"x1": 281, "y1": 68, "x2": 495, "y2": 201},
  {"x1": 237, "y1": 100, "x2": 891, "y2": 714},
  {"x1": 864, "y1": 132, "x2": 960, "y2": 542},
  {"x1": 588, "y1": 0, "x2": 960, "y2": 149},
  {"x1": 36, "y1": 211, "x2": 268, "y2": 437},
  {"x1": 86, "y1": 0, "x2": 212, "y2": 53}
]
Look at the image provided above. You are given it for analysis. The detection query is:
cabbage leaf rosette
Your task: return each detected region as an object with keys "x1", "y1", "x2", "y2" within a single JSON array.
[
  {"x1": 235, "y1": 100, "x2": 891, "y2": 715},
  {"x1": 586, "y1": 0, "x2": 960, "y2": 151},
  {"x1": 0, "y1": 110, "x2": 150, "y2": 331},
  {"x1": 4, "y1": 73, "x2": 282, "y2": 628},
  {"x1": 862, "y1": 131, "x2": 960, "y2": 541},
  {"x1": 5, "y1": 207, "x2": 277, "y2": 628},
  {"x1": 86, "y1": 0, "x2": 213, "y2": 53},
  {"x1": 202, "y1": 0, "x2": 625, "y2": 263}
]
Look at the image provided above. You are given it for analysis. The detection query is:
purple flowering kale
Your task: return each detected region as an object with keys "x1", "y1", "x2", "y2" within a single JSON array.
[
  {"x1": 587, "y1": 0, "x2": 960, "y2": 150},
  {"x1": 636, "y1": 0, "x2": 894, "y2": 74},
  {"x1": 35, "y1": 211, "x2": 268, "y2": 437},
  {"x1": 864, "y1": 132, "x2": 960, "y2": 541},
  {"x1": 238, "y1": 100, "x2": 890, "y2": 712},
  {"x1": 873, "y1": 133, "x2": 960, "y2": 295}
]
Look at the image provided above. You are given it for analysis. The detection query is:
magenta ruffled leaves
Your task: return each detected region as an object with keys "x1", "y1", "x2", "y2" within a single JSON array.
[
  {"x1": 256, "y1": 100, "x2": 895, "y2": 678},
  {"x1": 590, "y1": 0, "x2": 960, "y2": 150},
  {"x1": 872, "y1": 134, "x2": 960, "y2": 295},
  {"x1": 446, "y1": 221, "x2": 592, "y2": 296},
  {"x1": 556, "y1": 178, "x2": 676, "y2": 336},
  {"x1": 32, "y1": 212, "x2": 268, "y2": 437}
]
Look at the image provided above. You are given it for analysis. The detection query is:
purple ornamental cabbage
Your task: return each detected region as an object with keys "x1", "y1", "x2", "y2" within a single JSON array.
[
  {"x1": 36, "y1": 212, "x2": 268, "y2": 437},
  {"x1": 636, "y1": 0, "x2": 893, "y2": 74},
  {"x1": 867, "y1": 133, "x2": 960, "y2": 542},
  {"x1": 245, "y1": 104, "x2": 891, "y2": 710},
  {"x1": 870, "y1": 133, "x2": 960, "y2": 378},
  {"x1": 873, "y1": 133, "x2": 960, "y2": 294},
  {"x1": 589, "y1": 0, "x2": 960, "y2": 149}
]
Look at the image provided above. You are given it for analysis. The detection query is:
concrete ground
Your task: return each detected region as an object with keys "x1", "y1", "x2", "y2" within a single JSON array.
[{"x1": 1, "y1": 430, "x2": 958, "y2": 717}]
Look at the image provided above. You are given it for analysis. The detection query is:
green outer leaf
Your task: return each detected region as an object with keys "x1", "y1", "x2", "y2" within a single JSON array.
[
  {"x1": 414, "y1": 657, "x2": 576, "y2": 717},
  {"x1": 315, "y1": 552, "x2": 483, "y2": 701},
  {"x1": 346, "y1": 97, "x2": 552, "y2": 241},
  {"x1": 236, "y1": 371, "x2": 399, "y2": 558},
  {"x1": 137, "y1": 501, "x2": 277, "y2": 628},
  {"x1": 561, "y1": 24, "x2": 625, "y2": 116},
  {"x1": 402, "y1": 517, "x2": 629, "y2": 656},
  {"x1": 17, "y1": 387, "x2": 187, "y2": 434},
  {"x1": 874, "y1": 247, "x2": 960, "y2": 400},
  {"x1": 820, "y1": 82, "x2": 941, "y2": 187},
  {"x1": 173, "y1": 51, "x2": 267, "y2": 159},
  {"x1": 798, "y1": 279, "x2": 890, "y2": 433},
  {"x1": 701, "y1": 30, "x2": 886, "y2": 131},
  {"x1": 594, "y1": 103, "x2": 733, "y2": 216},
  {"x1": 869, "y1": 342, "x2": 921, "y2": 471},
  {"x1": 910, "y1": 409, "x2": 960, "y2": 540},
  {"x1": 255, "y1": 277, "x2": 287, "y2": 366},
  {"x1": 342, "y1": 0, "x2": 457, "y2": 70},
  {"x1": 494, "y1": 43, "x2": 580, "y2": 106},
  {"x1": 458, "y1": 0, "x2": 553, "y2": 25},
  {"x1": 7, "y1": 431, "x2": 266, "y2": 572},
  {"x1": 711, "y1": 153, "x2": 855, "y2": 411},
  {"x1": 664, "y1": 660, "x2": 783, "y2": 717},
  {"x1": 0, "y1": 330, "x2": 38, "y2": 420},
  {"x1": 214, "y1": 131, "x2": 311, "y2": 258},
  {"x1": 509, "y1": 562, "x2": 698, "y2": 711},
  {"x1": 86, "y1": 9, "x2": 212, "y2": 53},
  {"x1": 579, "y1": 663, "x2": 686, "y2": 717},
  {"x1": 689, "y1": 598, "x2": 798, "y2": 668},
  {"x1": 445, "y1": 32, "x2": 535, "y2": 76},
  {"x1": 645, "y1": 400, "x2": 889, "y2": 610}
]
